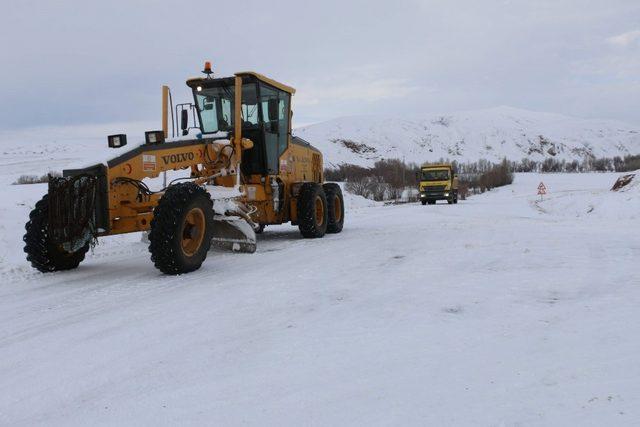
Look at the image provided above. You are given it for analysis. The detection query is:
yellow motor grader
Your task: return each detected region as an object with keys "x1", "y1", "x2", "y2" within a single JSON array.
[{"x1": 24, "y1": 63, "x2": 344, "y2": 274}]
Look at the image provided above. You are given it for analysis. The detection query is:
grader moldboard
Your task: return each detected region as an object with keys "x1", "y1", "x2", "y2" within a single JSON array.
[{"x1": 24, "y1": 63, "x2": 345, "y2": 274}]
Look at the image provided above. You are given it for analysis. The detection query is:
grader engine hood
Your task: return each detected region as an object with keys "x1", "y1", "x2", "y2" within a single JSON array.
[
  {"x1": 56, "y1": 136, "x2": 238, "y2": 239},
  {"x1": 105, "y1": 137, "x2": 232, "y2": 180}
]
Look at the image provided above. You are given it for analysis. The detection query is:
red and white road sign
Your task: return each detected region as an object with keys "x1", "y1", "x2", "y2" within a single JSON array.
[{"x1": 537, "y1": 182, "x2": 547, "y2": 195}]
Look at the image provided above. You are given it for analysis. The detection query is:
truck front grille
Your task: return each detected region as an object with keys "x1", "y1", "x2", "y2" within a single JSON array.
[{"x1": 424, "y1": 185, "x2": 446, "y2": 193}]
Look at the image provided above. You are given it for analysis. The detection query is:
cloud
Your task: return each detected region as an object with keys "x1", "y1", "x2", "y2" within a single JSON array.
[
  {"x1": 575, "y1": 29, "x2": 640, "y2": 80},
  {"x1": 2, "y1": 0, "x2": 640, "y2": 127},
  {"x1": 295, "y1": 77, "x2": 421, "y2": 107},
  {"x1": 607, "y1": 30, "x2": 640, "y2": 47}
]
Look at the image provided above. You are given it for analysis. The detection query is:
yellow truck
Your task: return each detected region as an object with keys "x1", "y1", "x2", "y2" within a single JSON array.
[{"x1": 418, "y1": 163, "x2": 459, "y2": 205}]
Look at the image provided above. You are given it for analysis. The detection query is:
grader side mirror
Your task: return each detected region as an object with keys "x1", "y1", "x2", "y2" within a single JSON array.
[
  {"x1": 180, "y1": 110, "x2": 189, "y2": 132},
  {"x1": 268, "y1": 98, "x2": 279, "y2": 119},
  {"x1": 267, "y1": 99, "x2": 279, "y2": 133}
]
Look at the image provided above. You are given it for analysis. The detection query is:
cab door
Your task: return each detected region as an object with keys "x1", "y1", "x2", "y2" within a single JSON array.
[{"x1": 259, "y1": 83, "x2": 290, "y2": 175}]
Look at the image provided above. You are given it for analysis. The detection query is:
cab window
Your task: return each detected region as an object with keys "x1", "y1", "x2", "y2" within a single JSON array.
[{"x1": 259, "y1": 83, "x2": 290, "y2": 174}]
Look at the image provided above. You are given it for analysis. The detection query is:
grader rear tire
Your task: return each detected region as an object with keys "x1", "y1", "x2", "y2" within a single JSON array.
[
  {"x1": 149, "y1": 183, "x2": 213, "y2": 275},
  {"x1": 23, "y1": 195, "x2": 89, "y2": 273},
  {"x1": 323, "y1": 183, "x2": 344, "y2": 234},
  {"x1": 297, "y1": 183, "x2": 328, "y2": 238}
]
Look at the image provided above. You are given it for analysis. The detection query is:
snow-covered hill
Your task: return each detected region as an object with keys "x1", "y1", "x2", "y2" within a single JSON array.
[
  {"x1": 1, "y1": 107, "x2": 638, "y2": 179},
  {"x1": 295, "y1": 107, "x2": 640, "y2": 168}
]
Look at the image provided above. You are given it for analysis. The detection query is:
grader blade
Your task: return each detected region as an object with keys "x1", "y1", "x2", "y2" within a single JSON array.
[{"x1": 210, "y1": 216, "x2": 257, "y2": 253}]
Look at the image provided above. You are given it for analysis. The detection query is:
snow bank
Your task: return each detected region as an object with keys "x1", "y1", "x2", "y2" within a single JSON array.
[
  {"x1": 335, "y1": 182, "x2": 381, "y2": 210},
  {"x1": 525, "y1": 172, "x2": 640, "y2": 220}
]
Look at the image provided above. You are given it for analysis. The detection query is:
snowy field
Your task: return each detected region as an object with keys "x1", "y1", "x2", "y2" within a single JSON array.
[{"x1": 0, "y1": 167, "x2": 638, "y2": 425}]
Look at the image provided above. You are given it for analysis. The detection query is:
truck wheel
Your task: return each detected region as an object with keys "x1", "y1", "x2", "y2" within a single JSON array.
[
  {"x1": 421, "y1": 200, "x2": 427, "y2": 205},
  {"x1": 23, "y1": 195, "x2": 89, "y2": 272},
  {"x1": 297, "y1": 183, "x2": 328, "y2": 238},
  {"x1": 323, "y1": 183, "x2": 344, "y2": 233},
  {"x1": 149, "y1": 183, "x2": 213, "y2": 274},
  {"x1": 447, "y1": 198, "x2": 453, "y2": 204}
]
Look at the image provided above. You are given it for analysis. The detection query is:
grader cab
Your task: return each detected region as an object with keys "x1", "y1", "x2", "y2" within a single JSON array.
[{"x1": 24, "y1": 64, "x2": 344, "y2": 274}]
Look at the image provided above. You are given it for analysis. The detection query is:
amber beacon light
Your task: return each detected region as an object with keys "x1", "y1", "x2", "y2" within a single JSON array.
[{"x1": 202, "y1": 61, "x2": 213, "y2": 76}]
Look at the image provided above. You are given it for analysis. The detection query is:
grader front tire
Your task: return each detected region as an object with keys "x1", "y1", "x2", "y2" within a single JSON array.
[
  {"x1": 149, "y1": 183, "x2": 214, "y2": 275},
  {"x1": 297, "y1": 183, "x2": 328, "y2": 238},
  {"x1": 23, "y1": 195, "x2": 89, "y2": 273}
]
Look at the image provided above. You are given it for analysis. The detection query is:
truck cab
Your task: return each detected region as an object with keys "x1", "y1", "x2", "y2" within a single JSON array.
[{"x1": 418, "y1": 163, "x2": 458, "y2": 205}]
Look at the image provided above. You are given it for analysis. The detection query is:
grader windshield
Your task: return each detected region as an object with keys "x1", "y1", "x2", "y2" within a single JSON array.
[{"x1": 193, "y1": 79, "x2": 262, "y2": 133}]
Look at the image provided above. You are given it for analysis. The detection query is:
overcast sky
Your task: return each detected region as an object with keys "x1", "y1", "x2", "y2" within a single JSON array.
[{"x1": 1, "y1": 0, "x2": 639, "y2": 130}]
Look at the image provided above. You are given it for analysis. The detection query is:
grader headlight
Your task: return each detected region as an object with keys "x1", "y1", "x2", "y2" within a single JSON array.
[
  {"x1": 107, "y1": 134, "x2": 127, "y2": 148},
  {"x1": 145, "y1": 130, "x2": 165, "y2": 145}
]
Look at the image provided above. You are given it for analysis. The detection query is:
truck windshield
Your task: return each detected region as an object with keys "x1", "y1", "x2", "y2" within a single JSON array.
[{"x1": 421, "y1": 169, "x2": 450, "y2": 181}]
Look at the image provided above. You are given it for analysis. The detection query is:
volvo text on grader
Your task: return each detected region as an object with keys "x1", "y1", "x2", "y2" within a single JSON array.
[{"x1": 24, "y1": 63, "x2": 345, "y2": 274}]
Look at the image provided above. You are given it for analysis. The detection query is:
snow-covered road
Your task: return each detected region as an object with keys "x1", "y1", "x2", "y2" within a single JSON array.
[{"x1": 0, "y1": 173, "x2": 638, "y2": 426}]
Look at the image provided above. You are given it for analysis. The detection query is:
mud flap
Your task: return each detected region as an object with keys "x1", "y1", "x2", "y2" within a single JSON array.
[{"x1": 210, "y1": 215, "x2": 257, "y2": 253}]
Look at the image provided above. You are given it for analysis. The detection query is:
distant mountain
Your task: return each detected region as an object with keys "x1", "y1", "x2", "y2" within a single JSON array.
[{"x1": 294, "y1": 106, "x2": 640, "y2": 168}]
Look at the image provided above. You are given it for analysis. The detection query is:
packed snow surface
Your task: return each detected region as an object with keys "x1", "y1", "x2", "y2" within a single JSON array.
[{"x1": 1, "y1": 170, "x2": 638, "y2": 425}]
